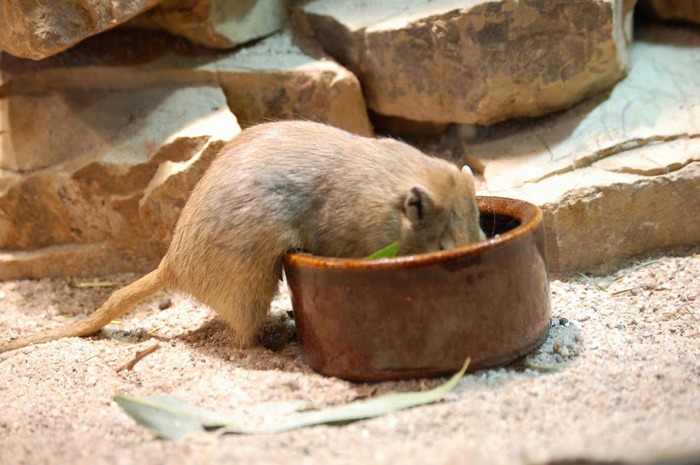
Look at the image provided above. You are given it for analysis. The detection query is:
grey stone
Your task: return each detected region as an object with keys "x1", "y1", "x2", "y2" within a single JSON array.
[
  {"x1": 502, "y1": 161, "x2": 699, "y2": 274},
  {"x1": 468, "y1": 26, "x2": 699, "y2": 192},
  {"x1": 216, "y1": 31, "x2": 373, "y2": 136}
]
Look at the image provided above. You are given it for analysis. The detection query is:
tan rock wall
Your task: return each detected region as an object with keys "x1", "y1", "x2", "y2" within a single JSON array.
[
  {"x1": 0, "y1": 25, "x2": 372, "y2": 278},
  {"x1": 1, "y1": 0, "x2": 696, "y2": 280},
  {"x1": 302, "y1": 0, "x2": 636, "y2": 125},
  {"x1": 0, "y1": 0, "x2": 161, "y2": 60},
  {"x1": 540, "y1": 162, "x2": 700, "y2": 274},
  {"x1": 0, "y1": 85, "x2": 239, "y2": 277},
  {"x1": 216, "y1": 32, "x2": 373, "y2": 135},
  {"x1": 0, "y1": 0, "x2": 287, "y2": 60},
  {"x1": 468, "y1": 24, "x2": 700, "y2": 274}
]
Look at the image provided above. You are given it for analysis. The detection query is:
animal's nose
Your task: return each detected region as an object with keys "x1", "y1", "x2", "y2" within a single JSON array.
[{"x1": 440, "y1": 236, "x2": 456, "y2": 250}]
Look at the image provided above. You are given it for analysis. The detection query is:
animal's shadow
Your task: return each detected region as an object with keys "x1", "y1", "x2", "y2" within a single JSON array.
[
  {"x1": 147, "y1": 314, "x2": 582, "y2": 382},
  {"x1": 173, "y1": 313, "x2": 303, "y2": 369}
]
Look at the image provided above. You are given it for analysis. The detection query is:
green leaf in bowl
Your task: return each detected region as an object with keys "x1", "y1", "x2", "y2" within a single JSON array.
[{"x1": 365, "y1": 241, "x2": 400, "y2": 259}]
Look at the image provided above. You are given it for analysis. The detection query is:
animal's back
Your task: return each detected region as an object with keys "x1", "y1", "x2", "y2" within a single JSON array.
[{"x1": 166, "y1": 121, "x2": 456, "y2": 270}]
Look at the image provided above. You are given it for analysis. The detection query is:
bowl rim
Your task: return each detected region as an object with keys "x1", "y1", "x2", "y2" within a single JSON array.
[{"x1": 284, "y1": 195, "x2": 542, "y2": 271}]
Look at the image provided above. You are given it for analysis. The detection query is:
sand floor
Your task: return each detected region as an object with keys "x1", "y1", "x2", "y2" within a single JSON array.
[{"x1": 1, "y1": 246, "x2": 698, "y2": 465}]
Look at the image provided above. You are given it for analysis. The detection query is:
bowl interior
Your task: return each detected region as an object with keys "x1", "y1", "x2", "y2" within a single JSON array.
[{"x1": 479, "y1": 211, "x2": 521, "y2": 238}]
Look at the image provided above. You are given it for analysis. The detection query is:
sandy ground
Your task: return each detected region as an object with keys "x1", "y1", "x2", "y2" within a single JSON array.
[{"x1": 0, "y1": 246, "x2": 698, "y2": 465}]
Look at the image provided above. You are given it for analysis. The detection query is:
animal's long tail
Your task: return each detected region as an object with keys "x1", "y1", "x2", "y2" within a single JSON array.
[{"x1": 0, "y1": 267, "x2": 165, "y2": 353}]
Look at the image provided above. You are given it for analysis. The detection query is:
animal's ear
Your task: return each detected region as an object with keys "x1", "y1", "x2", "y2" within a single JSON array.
[
  {"x1": 404, "y1": 185, "x2": 434, "y2": 224},
  {"x1": 461, "y1": 165, "x2": 476, "y2": 191}
]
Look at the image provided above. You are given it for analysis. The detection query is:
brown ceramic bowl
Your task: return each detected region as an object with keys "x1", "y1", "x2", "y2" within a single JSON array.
[{"x1": 283, "y1": 196, "x2": 551, "y2": 382}]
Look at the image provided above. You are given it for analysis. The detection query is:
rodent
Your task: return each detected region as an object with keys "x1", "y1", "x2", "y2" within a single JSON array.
[{"x1": 1, "y1": 121, "x2": 485, "y2": 353}]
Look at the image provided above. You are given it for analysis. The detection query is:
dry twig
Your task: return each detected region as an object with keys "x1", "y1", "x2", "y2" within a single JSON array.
[{"x1": 116, "y1": 342, "x2": 160, "y2": 373}]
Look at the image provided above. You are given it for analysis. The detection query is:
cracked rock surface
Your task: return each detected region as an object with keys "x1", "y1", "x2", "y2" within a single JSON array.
[
  {"x1": 301, "y1": 0, "x2": 634, "y2": 125},
  {"x1": 471, "y1": 26, "x2": 699, "y2": 191},
  {"x1": 0, "y1": 85, "x2": 238, "y2": 279},
  {"x1": 467, "y1": 24, "x2": 700, "y2": 274},
  {"x1": 0, "y1": 29, "x2": 371, "y2": 279},
  {"x1": 0, "y1": 0, "x2": 286, "y2": 60}
]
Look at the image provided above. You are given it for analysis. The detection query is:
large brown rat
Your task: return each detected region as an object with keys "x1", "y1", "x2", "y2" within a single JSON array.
[{"x1": 1, "y1": 121, "x2": 485, "y2": 352}]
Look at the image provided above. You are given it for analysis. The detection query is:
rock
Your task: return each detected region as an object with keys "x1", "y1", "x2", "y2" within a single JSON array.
[
  {"x1": 1, "y1": 92, "x2": 92, "y2": 172},
  {"x1": 0, "y1": 86, "x2": 239, "y2": 279},
  {"x1": 639, "y1": 0, "x2": 700, "y2": 24},
  {"x1": 466, "y1": 24, "x2": 700, "y2": 274},
  {"x1": 520, "y1": 160, "x2": 698, "y2": 275},
  {"x1": 0, "y1": 29, "x2": 222, "y2": 97},
  {"x1": 127, "y1": 0, "x2": 287, "y2": 50},
  {"x1": 301, "y1": 0, "x2": 635, "y2": 125},
  {"x1": 0, "y1": 26, "x2": 373, "y2": 279},
  {"x1": 0, "y1": 0, "x2": 287, "y2": 60},
  {"x1": 469, "y1": 25, "x2": 699, "y2": 191},
  {"x1": 0, "y1": 0, "x2": 160, "y2": 60},
  {"x1": 0, "y1": 29, "x2": 372, "y2": 136},
  {"x1": 0, "y1": 243, "x2": 141, "y2": 282},
  {"x1": 505, "y1": 161, "x2": 700, "y2": 275},
  {"x1": 591, "y1": 137, "x2": 698, "y2": 176},
  {"x1": 216, "y1": 32, "x2": 373, "y2": 136}
]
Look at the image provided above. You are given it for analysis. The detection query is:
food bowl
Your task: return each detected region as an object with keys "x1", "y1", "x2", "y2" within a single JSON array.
[{"x1": 283, "y1": 196, "x2": 551, "y2": 381}]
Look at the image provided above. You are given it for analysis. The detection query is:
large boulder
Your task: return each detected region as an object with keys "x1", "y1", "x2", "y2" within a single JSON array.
[
  {"x1": 216, "y1": 32, "x2": 373, "y2": 136},
  {"x1": 467, "y1": 24, "x2": 700, "y2": 273},
  {"x1": 502, "y1": 160, "x2": 699, "y2": 275},
  {"x1": 0, "y1": 86, "x2": 239, "y2": 279},
  {"x1": 0, "y1": 0, "x2": 159, "y2": 60},
  {"x1": 0, "y1": 0, "x2": 286, "y2": 60},
  {"x1": 300, "y1": 0, "x2": 636, "y2": 125},
  {"x1": 0, "y1": 27, "x2": 372, "y2": 279},
  {"x1": 0, "y1": 28, "x2": 371, "y2": 135}
]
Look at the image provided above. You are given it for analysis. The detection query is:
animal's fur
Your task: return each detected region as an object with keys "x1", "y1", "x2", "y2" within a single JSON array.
[{"x1": 1, "y1": 121, "x2": 484, "y2": 352}]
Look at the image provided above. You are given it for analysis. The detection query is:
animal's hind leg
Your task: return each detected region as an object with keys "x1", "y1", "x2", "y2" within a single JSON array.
[{"x1": 205, "y1": 258, "x2": 283, "y2": 348}]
